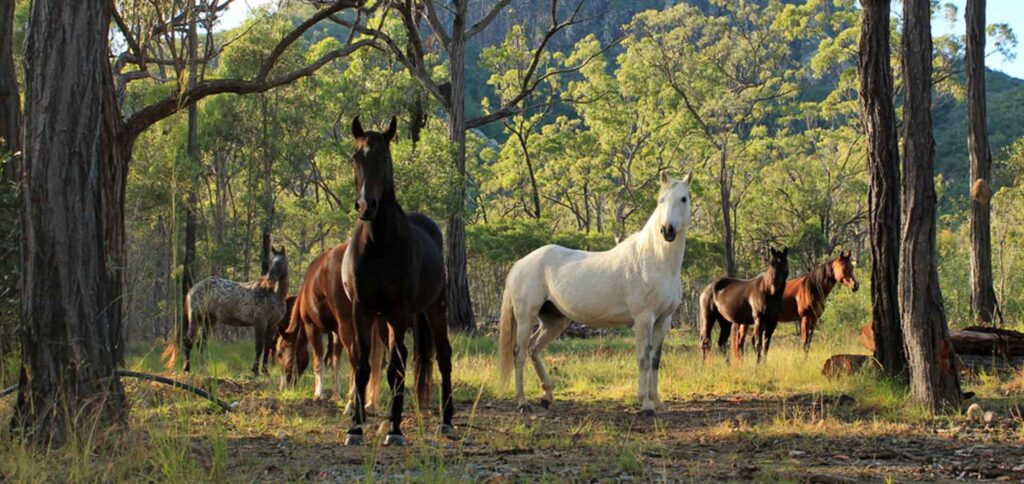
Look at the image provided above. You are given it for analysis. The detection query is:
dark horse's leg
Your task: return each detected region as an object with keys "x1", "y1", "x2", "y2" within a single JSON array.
[
  {"x1": 801, "y1": 316, "x2": 815, "y2": 354},
  {"x1": 344, "y1": 302, "x2": 375, "y2": 446},
  {"x1": 763, "y1": 320, "x2": 777, "y2": 362},
  {"x1": 251, "y1": 325, "x2": 263, "y2": 376},
  {"x1": 717, "y1": 318, "x2": 732, "y2": 355},
  {"x1": 424, "y1": 299, "x2": 454, "y2": 433},
  {"x1": 383, "y1": 311, "x2": 412, "y2": 446}
]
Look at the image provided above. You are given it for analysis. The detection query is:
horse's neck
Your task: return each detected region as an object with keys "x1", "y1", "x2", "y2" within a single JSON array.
[
  {"x1": 274, "y1": 278, "x2": 289, "y2": 302},
  {"x1": 634, "y1": 212, "x2": 686, "y2": 273},
  {"x1": 818, "y1": 263, "x2": 837, "y2": 297},
  {"x1": 360, "y1": 190, "x2": 408, "y2": 245}
]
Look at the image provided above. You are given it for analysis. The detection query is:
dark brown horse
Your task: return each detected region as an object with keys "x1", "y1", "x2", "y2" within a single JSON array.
[
  {"x1": 699, "y1": 247, "x2": 789, "y2": 363},
  {"x1": 275, "y1": 243, "x2": 390, "y2": 414},
  {"x1": 735, "y1": 251, "x2": 859, "y2": 353},
  {"x1": 342, "y1": 116, "x2": 453, "y2": 447}
]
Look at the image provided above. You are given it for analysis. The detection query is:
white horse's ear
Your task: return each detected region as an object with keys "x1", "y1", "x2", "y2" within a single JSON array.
[
  {"x1": 660, "y1": 171, "x2": 670, "y2": 188},
  {"x1": 682, "y1": 170, "x2": 693, "y2": 185}
]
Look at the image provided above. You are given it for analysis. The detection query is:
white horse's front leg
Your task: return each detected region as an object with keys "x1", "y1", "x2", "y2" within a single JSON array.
[
  {"x1": 634, "y1": 313, "x2": 657, "y2": 416},
  {"x1": 648, "y1": 313, "x2": 672, "y2": 413}
]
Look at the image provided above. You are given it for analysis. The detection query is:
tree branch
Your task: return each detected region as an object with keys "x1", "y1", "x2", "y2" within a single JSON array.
[
  {"x1": 127, "y1": 39, "x2": 374, "y2": 138},
  {"x1": 465, "y1": 0, "x2": 512, "y2": 39}
]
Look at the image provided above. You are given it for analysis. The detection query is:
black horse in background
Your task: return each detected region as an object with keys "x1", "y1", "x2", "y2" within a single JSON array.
[{"x1": 341, "y1": 116, "x2": 454, "y2": 447}]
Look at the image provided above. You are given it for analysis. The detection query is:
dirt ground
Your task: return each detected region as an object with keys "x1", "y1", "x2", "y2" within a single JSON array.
[{"x1": 150, "y1": 379, "x2": 1024, "y2": 482}]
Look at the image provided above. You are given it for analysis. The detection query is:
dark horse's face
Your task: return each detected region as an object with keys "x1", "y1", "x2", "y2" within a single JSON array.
[
  {"x1": 767, "y1": 246, "x2": 790, "y2": 295},
  {"x1": 351, "y1": 116, "x2": 398, "y2": 221},
  {"x1": 267, "y1": 245, "x2": 288, "y2": 282},
  {"x1": 831, "y1": 250, "x2": 859, "y2": 292}
]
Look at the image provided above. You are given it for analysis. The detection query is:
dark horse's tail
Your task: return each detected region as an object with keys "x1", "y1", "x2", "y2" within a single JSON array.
[{"x1": 413, "y1": 311, "x2": 435, "y2": 410}]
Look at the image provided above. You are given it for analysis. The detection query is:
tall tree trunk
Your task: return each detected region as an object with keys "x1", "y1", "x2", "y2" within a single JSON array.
[
  {"x1": 15, "y1": 0, "x2": 128, "y2": 443},
  {"x1": 182, "y1": 0, "x2": 199, "y2": 316},
  {"x1": 858, "y1": 0, "x2": 907, "y2": 378},
  {"x1": 965, "y1": 0, "x2": 996, "y2": 324},
  {"x1": 0, "y1": 0, "x2": 19, "y2": 176},
  {"x1": 260, "y1": 98, "x2": 273, "y2": 274},
  {"x1": 719, "y1": 147, "x2": 736, "y2": 276},
  {"x1": 445, "y1": 18, "x2": 475, "y2": 333},
  {"x1": 899, "y1": 0, "x2": 961, "y2": 410}
]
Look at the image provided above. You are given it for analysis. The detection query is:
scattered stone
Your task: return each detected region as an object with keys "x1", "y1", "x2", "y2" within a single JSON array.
[
  {"x1": 788, "y1": 450, "x2": 806, "y2": 457},
  {"x1": 983, "y1": 411, "x2": 996, "y2": 424}
]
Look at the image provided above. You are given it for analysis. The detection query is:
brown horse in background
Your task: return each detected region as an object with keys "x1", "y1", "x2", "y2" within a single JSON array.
[
  {"x1": 735, "y1": 251, "x2": 859, "y2": 353},
  {"x1": 699, "y1": 247, "x2": 790, "y2": 363},
  {"x1": 275, "y1": 242, "x2": 389, "y2": 415}
]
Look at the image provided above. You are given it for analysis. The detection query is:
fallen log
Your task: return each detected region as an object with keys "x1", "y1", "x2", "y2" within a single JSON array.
[{"x1": 860, "y1": 324, "x2": 1024, "y2": 357}]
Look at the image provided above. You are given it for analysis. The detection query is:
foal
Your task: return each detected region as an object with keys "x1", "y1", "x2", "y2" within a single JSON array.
[{"x1": 342, "y1": 116, "x2": 453, "y2": 447}]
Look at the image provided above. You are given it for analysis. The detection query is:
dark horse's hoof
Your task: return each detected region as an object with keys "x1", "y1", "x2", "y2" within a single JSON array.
[
  {"x1": 383, "y1": 433, "x2": 406, "y2": 447},
  {"x1": 343, "y1": 433, "x2": 364, "y2": 446},
  {"x1": 540, "y1": 398, "x2": 552, "y2": 409},
  {"x1": 439, "y1": 424, "x2": 455, "y2": 436},
  {"x1": 516, "y1": 404, "x2": 532, "y2": 414},
  {"x1": 639, "y1": 409, "x2": 656, "y2": 418}
]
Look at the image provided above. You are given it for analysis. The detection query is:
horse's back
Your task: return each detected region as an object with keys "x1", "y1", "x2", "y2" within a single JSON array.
[{"x1": 509, "y1": 243, "x2": 637, "y2": 327}]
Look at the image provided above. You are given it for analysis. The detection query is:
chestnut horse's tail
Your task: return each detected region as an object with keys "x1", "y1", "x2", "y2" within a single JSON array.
[
  {"x1": 413, "y1": 312, "x2": 435, "y2": 408},
  {"x1": 163, "y1": 290, "x2": 196, "y2": 370},
  {"x1": 367, "y1": 318, "x2": 387, "y2": 410},
  {"x1": 497, "y1": 284, "x2": 516, "y2": 387}
]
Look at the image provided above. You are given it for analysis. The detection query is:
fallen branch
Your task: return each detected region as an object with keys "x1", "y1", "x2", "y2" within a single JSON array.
[{"x1": 1, "y1": 370, "x2": 239, "y2": 412}]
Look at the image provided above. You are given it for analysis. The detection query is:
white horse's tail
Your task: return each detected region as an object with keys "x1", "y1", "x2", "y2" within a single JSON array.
[{"x1": 497, "y1": 284, "x2": 517, "y2": 387}]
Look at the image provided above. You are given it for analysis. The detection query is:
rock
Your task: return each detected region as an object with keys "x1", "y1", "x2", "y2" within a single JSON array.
[{"x1": 983, "y1": 411, "x2": 996, "y2": 424}]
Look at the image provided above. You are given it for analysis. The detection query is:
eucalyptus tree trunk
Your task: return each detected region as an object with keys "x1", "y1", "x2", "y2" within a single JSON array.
[
  {"x1": 0, "y1": 0, "x2": 18, "y2": 174},
  {"x1": 899, "y1": 0, "x2": 961, "y2": 410},
  {"x1": 445, "y1": 17, "x2": 475, "y2": 333},
  {"x1": 858, "y1": 0, "x2": 906, "y2": 378},
  {"x1": 182, "y1": 1, "x2": 199, "y2": 312},
  {"x1": 965, "y1": 0, "x2": 997, "y2": 324},
  {"x1": 15, "y1": 0, "x2": 128, "y2": 443},
  {"x1": 718, "y1": 146, "x2": 736, "y2": 276}
]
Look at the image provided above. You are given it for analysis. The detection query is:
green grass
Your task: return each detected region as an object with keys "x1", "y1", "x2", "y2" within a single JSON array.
[{"x1": 1, "y1": 326, "x2": 1022, "y2": 481}]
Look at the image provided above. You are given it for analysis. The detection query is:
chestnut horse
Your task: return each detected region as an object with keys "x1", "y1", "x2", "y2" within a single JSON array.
[
  {"x1": 734, "y1": 251, "x2": 859, "y2": 353},
  {"x1": 275, "y1": 243, "x2": 389, "y2": 415},
  {"x1": 342, "y1": 116, "x2": 453, "y2": 447},
  {"x1": 699, "y1": 247, "x2": 790, "y2": 363}
]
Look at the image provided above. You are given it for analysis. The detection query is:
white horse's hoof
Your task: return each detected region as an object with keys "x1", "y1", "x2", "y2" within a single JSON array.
[
  {"x1": 343, "y1": 433, "x2": 363, "y2": 446},
  {"x1": 639, "y1": 409, "x2": 656, "y2": 418},
  {"x1": 383, "y1": 433, "x2": 406, "y2": 446},
  {"x1": 517, "y1": 404, "x2": 532, "y2": 414}
]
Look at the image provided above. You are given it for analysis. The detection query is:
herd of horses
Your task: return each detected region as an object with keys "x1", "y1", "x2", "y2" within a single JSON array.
[{"x1": 164, "y1": 116, "x2": 859, "y2": 445}]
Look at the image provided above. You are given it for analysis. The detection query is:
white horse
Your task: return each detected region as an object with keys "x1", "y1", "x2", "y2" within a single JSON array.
[{"x1": 498, "y1": 172, "x2": 692, "y2": 416}]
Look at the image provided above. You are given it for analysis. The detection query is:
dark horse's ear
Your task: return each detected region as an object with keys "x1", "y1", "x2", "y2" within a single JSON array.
[
  {"x1": 782, "y1": 246, "x2": 789, "y2": 256},
  {"x1": 384, "y1": 116, "x2": 397, "y2": 142},
  {"x1": 841, "y1": 249, "x2": 851, "y2": 259},
  {"x1": 352, "y1": 116, "x2": 365, "y2": 139}
]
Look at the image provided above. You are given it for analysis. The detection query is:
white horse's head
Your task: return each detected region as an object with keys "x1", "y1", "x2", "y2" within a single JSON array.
[{"x1": 656, "y1": 171, "x2": 692, "y2": 243}]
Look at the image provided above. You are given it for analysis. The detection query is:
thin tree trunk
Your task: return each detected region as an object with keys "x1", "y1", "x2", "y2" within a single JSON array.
[
  {"x1": 15, "y1": 0, "x2": 127, "y2": 443},
  {"x1": 182, "y1": 0, "x2": 199, "y2": 315},
  {"x1": 899, "y1": 0, "x2": 961, "y2": 410},
  {"x1": 260, "y1": 97, "x2": 273, "y2": 274},
  {"x1": 445, "y1": 19, "x2": 475, "y2": 333},
  {"x1": 719, "y1": 147, "x2": 736, "y2": 276},
  {"x1": 0, "y1": 0, "x2": 19, "y2": 176},
  {"x1": 965, "y1": 0, "x2": 996, "y2": 324},
  {"x1": 858, "y1": 0, "x2": 907, "y2": 378}
]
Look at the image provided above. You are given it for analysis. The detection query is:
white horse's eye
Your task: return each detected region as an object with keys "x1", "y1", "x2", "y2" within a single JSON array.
[{"x1": 680, "y1": 196, "x2": 687, "y2": 203}]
